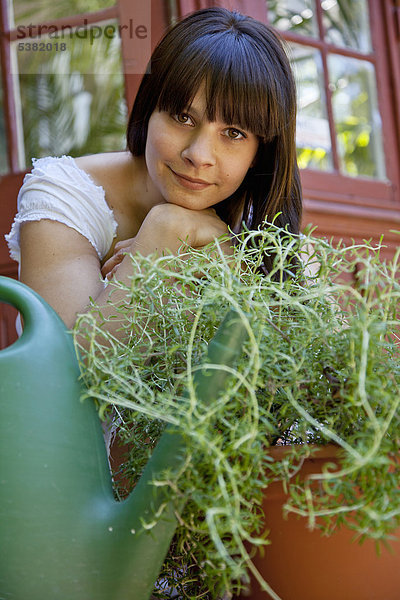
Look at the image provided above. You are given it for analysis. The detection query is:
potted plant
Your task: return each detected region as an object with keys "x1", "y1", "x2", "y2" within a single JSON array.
[{"x1": 75, "y1": 223, "x2": 400, "y2": 600}]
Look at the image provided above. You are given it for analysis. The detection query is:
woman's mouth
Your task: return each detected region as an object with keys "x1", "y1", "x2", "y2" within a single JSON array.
[{"x1": 169, "y1": 168, "x2": 213, "y2": 191}]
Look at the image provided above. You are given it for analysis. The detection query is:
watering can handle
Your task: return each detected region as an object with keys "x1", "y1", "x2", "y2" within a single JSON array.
[{"x1": 0, "y1": 275, "x2": 68, "y2": 349}]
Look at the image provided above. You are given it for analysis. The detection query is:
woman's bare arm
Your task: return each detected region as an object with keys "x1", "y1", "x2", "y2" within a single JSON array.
[
  {"x1": 19, "y1": 203, "x2": 230, "y2": 334},
  {"x1": 20, "y1": 220, "x2": 105, "y2": 329}
]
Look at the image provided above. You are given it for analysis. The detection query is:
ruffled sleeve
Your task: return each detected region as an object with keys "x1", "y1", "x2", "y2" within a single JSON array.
[{"x1": 5, "y1": 155, "x2": 118, "y2": 263}]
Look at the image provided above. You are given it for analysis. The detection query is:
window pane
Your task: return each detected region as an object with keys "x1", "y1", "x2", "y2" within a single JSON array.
[
  {"x1": 268, "y1": 0, "x2": 318, "y2": 37},
  {"x1": 328, "y1": 55, "x2": 386, "y2": 179},
  {"x1": 10, "y1": 0, "x2": 116, "y2": 27},
  {"x1": 322, "y1": 0, "x2": 372, "y2": 53},
  {"x1": 0, "y1": 70, "x2": 9, "y2": 174},
  {"x1": 290, "y1": 44, "x2": 333, "y2": 171},
  {"x1": 13, "y1": 22, "x2": 127, "y2": 165}
]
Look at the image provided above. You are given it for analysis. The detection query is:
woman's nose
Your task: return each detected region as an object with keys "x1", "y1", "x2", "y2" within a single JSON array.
[{"x1": 181, "y1": 129, "x2": 216, "y2": 168}]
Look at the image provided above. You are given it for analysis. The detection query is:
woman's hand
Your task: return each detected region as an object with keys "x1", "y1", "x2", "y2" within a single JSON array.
[
  {"x1": 101, "y1": 238, "x2": 135, "y2": 280},
  {"x1": 102, "y1": 203, "x2": 232, "y2": 280},
  {"x1": 133, "y1": 203, "x2": 230, "y2": 254}
]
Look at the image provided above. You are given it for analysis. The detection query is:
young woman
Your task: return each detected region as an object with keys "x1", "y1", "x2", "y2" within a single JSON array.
[{"x1": 6, "y1": 7, "x2": 302, "y2": 335}]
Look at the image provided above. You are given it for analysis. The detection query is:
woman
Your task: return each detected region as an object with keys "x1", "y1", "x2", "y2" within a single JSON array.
[{"x1": 6, "y1": 7, "x2": 302, "y2": 336}]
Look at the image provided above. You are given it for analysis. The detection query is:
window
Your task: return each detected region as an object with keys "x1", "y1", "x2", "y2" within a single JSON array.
[
  {"x1": 266, "y1": 0, "x2": 398, "y2": 202},
  {"x1": 2, "y1": 0, "x2": 128, "y2": 172}
]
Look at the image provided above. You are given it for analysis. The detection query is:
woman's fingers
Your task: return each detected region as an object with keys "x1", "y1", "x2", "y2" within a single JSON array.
[
  {"x1": 101, "y1": 253, "x2": 123, "y2": 278},
  {"x1": 114, "y1": 238, "x2": 135, "y2": 252},
  {"x1": 101, "y1": 238, "x2": 136, "y2": 278},
  {"x1": 105, "y1": 265, "x2": 120, "y2": 280}
]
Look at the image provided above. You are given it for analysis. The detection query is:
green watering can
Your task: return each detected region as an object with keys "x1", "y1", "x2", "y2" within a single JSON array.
[{"x1": 0, "y1": 276, "x2": 248, "y2": 600}]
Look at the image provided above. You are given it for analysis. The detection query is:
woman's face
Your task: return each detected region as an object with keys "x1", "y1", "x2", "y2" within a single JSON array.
[{"x1": 145, "y1": 87, "x2": 259, "y2": 210}]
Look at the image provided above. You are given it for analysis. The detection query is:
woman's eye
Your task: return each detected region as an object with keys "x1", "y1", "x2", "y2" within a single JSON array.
[
  {"x1": 225, "y1": 128, "x2": 246, "y2": 140},
  {"x1": 174, "y1": 113, "x2": 193, "y2": 125}
]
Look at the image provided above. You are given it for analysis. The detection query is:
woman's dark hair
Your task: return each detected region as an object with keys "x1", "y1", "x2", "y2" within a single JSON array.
[{"x1": 127, "y1": 7, "x2": 302, "y2": 270}]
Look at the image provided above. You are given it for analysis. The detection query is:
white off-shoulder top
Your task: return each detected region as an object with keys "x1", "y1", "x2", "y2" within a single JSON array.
[{"x1": 5, "y1": 155, "x2": 118, "y2": 263}]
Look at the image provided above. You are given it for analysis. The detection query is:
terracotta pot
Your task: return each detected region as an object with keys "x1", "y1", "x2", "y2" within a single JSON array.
[{"x1": 237, "y1": 445, "x2": 400, "y2": 600}]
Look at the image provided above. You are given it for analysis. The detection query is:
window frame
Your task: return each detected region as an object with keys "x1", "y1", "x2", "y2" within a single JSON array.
[{"x1": 267, "y1": 0, "x2": 400, "y2": 208}]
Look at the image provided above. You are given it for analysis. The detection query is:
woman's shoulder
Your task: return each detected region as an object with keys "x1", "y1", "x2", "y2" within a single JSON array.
[
  {"x1": 74, "y1": 150, "x2": 131, "y2": 172},
  {"x1": 20, "y1": 154, "x2": 110, "y2": 196},
  {"x1": 22, "y1": 151, "x2": 135, "y2": 200},
  {"x1": 74, "y1": 151, "x2": 136, "y2": 198},
  {"x1": 75, "y1": 151, "x2": 143, "y2": 232}
]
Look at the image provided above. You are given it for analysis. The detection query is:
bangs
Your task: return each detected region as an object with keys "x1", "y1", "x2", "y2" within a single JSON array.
[{"x1": 156, "y1": 32, "x2": 290, "y2": 142}]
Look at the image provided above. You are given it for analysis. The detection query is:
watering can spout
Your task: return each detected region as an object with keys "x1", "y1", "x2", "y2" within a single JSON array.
[{"x1": 0, "y1": 276, "x2": 248, "y2": 600}]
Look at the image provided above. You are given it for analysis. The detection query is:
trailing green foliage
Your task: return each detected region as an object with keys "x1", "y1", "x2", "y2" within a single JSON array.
[{"x1": 75, "y1": 224, "x2": 400, "y2": 599}]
